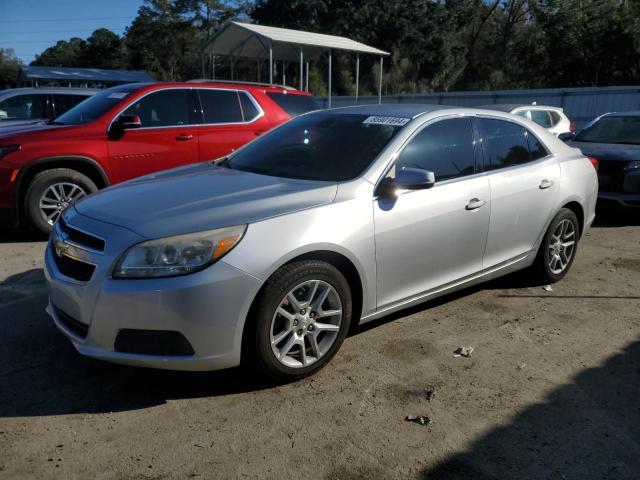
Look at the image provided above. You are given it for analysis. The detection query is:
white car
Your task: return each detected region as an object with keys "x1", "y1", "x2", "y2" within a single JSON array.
[{"x1": 482, "y1": 104, "x2": 574, "y2": 137}]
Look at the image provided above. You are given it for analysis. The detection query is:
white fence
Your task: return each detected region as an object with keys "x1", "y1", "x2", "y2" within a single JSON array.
[{"x1": 317, "y1": 85, "x2": 640, "y2": 128}]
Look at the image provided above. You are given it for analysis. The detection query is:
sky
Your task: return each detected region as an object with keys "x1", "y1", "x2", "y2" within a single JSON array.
[{"x1": 0, "y1": 0, "x2": 145, "y2": 64}]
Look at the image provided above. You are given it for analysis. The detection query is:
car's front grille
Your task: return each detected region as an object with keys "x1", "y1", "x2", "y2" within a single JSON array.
[
  {"x1": 598, "y1": 160, "x2": 628, "y2": 193},
  {"x1": 58, "y1": 217, "x2": 105, "y2": 252},
  {"x1": 51, "y1": 245, "x2": 96, "y2": 282},
  {"x1": 53, "y1": 305, "x2": 89, "y2": 339}
]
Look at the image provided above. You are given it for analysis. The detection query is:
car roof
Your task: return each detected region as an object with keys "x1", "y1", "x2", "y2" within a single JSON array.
[
  {"x1": 480, "y1": 103, "x2": 561, "y2": 112},
  {"x1": 123, "y1": 81, "x2": 312, "y2": 96},
  {"x1": 324, "y1": 103, "x2": 454, "y2": 118},
  {"x1": 0, "y1": 87, "x2": 99, "y2": 97}
]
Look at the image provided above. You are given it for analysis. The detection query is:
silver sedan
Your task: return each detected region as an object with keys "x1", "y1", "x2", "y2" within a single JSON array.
[{"x1": 45, "y1": 105, "x2": 598, "y2": 381}]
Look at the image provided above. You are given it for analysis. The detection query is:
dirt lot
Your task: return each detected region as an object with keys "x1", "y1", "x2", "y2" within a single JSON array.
[{"x1": 1, "y1": 206, "x2": 639, "y2": 480}]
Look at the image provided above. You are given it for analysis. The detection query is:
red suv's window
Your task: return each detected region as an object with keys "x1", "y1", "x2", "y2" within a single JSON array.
[
  {"x1": 266, "y1": 92, "x2": 318, "y2": 116},
  {"x1": 123, "y1": 89, "x2": 199, "y2": 127}
]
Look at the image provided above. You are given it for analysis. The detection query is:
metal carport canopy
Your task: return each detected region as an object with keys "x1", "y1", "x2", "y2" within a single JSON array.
[{"x1": 204, "y1": 22, "x2": 390, "y2": 106}]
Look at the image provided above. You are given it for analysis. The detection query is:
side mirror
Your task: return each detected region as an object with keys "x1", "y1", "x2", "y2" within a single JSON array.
[
  {"x1": 115, "y1": 114, "x2": 142, "y2": 130},
  {"x1": 558, "y1": 131, "x2": 575, "y2": 142},
  {"x1": 395, "y1": 167, "x2": 436, "y2": 190}
]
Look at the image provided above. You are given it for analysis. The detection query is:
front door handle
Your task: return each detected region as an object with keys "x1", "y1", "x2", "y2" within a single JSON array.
[
  {"x1": 175, "y1": 133, "x2": 194, "y2": 141},
  {"x1": 539, "y1": 179, "x2": 554, "y2": 189},
  {"x1": 466, "y1": 198, "x2": 486, "y2": 210}
]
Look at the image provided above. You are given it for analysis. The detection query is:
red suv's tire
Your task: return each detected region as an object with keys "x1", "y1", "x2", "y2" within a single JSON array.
[{"x1": 24, "y1": 168, "x2": 97, "y2": 235}]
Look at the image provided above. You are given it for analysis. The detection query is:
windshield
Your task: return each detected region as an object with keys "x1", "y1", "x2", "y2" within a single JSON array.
[
  {"x1": 574, "y1": 116, "x2": 640, "y2": 145},
  {"x1": 54, "y1": 85, "x2": 140, "y2": 125},
  {"x1": 228, "y1": 112, "x2": 404, "y2": 181}
]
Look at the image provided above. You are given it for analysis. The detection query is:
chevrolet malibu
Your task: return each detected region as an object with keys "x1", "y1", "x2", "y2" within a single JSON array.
[{"x1": 45, "y1": 105, "x2": 598, "y2": 381}]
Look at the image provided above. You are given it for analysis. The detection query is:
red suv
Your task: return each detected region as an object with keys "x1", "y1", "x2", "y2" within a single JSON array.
[{"x1": 0, "y1": 81, "x2": 317, "y2": 234}]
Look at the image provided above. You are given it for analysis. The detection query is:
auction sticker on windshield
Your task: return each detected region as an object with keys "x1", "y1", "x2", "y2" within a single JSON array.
[{"x1": 363, "y1": 116, "x2": 411, "y2": 126}]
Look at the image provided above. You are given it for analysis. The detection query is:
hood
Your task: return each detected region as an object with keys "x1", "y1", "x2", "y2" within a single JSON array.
[
  {"x1": 568, "y1": 141, "x2": 640, "y2": 162},
  {"x1": 0, "y1": 122, "x2": 65, "y2": 140},
  {"x1": 74, "y1": 162, "x2": 338, "y2": 239}
]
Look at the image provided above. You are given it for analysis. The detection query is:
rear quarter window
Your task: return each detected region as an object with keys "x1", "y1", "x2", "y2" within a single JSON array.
[{"x1": 266, "y1": 92, "x2": 319, "y2": 116}]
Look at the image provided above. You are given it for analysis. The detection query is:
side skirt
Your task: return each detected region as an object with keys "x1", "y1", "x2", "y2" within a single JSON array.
[{"x1": 359, "y1": 251, "x2": 536, "y2": 325}]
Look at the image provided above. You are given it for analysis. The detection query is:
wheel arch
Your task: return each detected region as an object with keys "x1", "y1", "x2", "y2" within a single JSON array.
[
  {"x1": 560, "y1": 200, "x2": 584, "y2": 236},
  {"x1": 240, "y1": 248, "x2": 366, "y2": 364},
  {"x1": 15, "y1": 156, "x2": 110, "y2": 221}
]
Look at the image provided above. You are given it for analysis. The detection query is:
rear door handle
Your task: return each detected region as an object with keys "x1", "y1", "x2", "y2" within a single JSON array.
[
  {"x1": 539, "y1": 179, "x2": 554, "y2": 189},
  {"x1": 466, "y1": 198, "x2": 486, "y2": 210},
  {"x1": 175, "y1": 133, "x2": 194, "y2": 141}
]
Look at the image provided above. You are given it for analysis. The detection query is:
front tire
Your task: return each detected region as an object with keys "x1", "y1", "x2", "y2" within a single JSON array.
[
  {"x1": 248, "y1": 260, "x2": 352, "y2": 382},
  {"x1": 24, "y1": 168, "x2": 97, "y2": 235},
  {"x1": 532, "y1": 208, "x2": 579, "y2": 284}
]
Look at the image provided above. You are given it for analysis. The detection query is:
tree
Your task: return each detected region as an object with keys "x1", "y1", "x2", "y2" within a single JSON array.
[
  {"x1": 81, "y1": 29, "x2": 125, "y2": 69},
  {"x1": 0, "y1": 49, "x2": 22, "y2": 89},
  {"x1": 31, "y1": 38, "x2": 86, "y2": 67}
]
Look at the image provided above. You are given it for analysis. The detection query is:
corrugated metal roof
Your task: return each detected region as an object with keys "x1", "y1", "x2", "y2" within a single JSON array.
[
  {"x1": 19, "y1": 66, "x2": 154, "y2": 83},
  {"x1": 205, "y1": 21, "x2": 389, "y2": 61}
]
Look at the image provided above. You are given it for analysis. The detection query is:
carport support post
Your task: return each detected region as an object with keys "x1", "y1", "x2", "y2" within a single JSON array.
[
  {"x1": 299, "y1": 49, "x2": 304, "y2": 91},
  {"x1": 328, "y1": 50, "x2": 332, "y2": 108},
  {"x1": 355, "y1": 55, "x2": 360, "y2": 103},
  {"x1": 269, "y1": 43, "x2": 273, "y2": 85},
  {"x1": 378, "y1": 56, "x2": 383, "y2": 104},
  {"x1": 305, "y1": 62, "x2": 309, "y2": 92}
]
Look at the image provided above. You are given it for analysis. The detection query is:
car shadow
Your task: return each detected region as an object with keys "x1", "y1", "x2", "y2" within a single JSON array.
[
  {"x1": 0, "y1": 227, "x2": 45, "y2": 243},
  {"x1": 422, "y1": 338, "x2": 640, "y2": 479},
  {"x1": 593, "y1": 201, "x2": 640, "y2": 228},
  {"x1": 0, "y1": 268, "x2": 274, "y2": 418}
]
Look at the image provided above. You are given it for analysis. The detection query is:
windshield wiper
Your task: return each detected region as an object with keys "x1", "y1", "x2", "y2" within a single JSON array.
[{"x1": 47, "y1": 120, "x2": 65, "y2": 125}]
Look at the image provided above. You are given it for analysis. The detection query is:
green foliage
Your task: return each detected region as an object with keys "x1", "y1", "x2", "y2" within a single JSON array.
[
  {"x1": 22, "y1": 0, "x2": 640, "y2": 92},
  {"x1": 0, "y1": 49, "x2": 22, "y2": 89}
]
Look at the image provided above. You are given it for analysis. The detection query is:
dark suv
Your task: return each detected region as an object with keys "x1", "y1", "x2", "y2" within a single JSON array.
[
  {"x1": 0, "y1": 87, "x2": 97, "y2": 129},
  {"x1": 565, "y1": 112, "x2": 640, "y2": 209},
  {"x1": 0, "y1": 81, "x2": 318, "y2": 234}
]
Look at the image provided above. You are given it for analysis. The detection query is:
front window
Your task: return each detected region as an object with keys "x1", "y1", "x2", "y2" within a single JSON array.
[
  {"x1": 54, "y1": 85, "x2": 140, "y2": 125},
  {"x1": 122, "y1": 89, "x2": 199, "y2": 127},
  {"x1": 393, "y1": 118, "x2": 476, "y2": 182},
  {"x1": 0, "y1": 94, "x2": 48, "y2": 121},
  {"x1": 574, "y1": 116, "x2": 640, "y2": 145},
  {"x1": 228, "y1": 112, "x2": 403, "y2": 181}
]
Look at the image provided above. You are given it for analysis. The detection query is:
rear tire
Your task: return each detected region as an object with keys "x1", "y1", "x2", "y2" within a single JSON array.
[
  {"x1": 246, "y1": 260, "x2": 352, "y2": 383},
  {"x1": 24, "y1": 168, "x2": 97, "y2": 236},
  {"x1": 532, "y1": 208, "x2": 579, "y2": 284}
]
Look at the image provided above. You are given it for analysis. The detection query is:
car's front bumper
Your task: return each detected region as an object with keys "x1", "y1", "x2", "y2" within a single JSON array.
[{"x1": 44, "y1": 209, "x2": 263, "y2": 371}]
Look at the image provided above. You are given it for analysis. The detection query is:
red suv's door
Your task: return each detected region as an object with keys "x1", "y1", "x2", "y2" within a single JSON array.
[
  {"x1": 195, "y1": 88, "x2": 271, "y2": 161},
  {"x1": 107, "y1": 88, "x2": 200, "y2": 183}
]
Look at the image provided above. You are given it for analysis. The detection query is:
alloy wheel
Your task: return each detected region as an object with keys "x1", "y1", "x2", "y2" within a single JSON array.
[
  {"x1": 39, "y1": 182, "x2": 87, "y2": 225},
  {"x1": 270, "y1": 279, "x2": 343, "y2": 368},
  {"x1": 548, "y1": 219, "x2": 576, "y2": 274}
]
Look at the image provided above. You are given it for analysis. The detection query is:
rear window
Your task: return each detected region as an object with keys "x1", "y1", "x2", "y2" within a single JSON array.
[
  {"x1": 266, "y1": 92, "x2": 318, "y2": 116},
  {"x1": 52, "y1": 94, "x2": 90, "y2": 117},
  {"x1": 478, "y1": 118, "x2": 531, "y2": 169},
  {"x1": 198, "y1": 89, "x2": 243, "y2": 124}
]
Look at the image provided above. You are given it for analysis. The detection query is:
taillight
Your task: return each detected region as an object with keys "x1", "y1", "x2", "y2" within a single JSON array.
[
  {"x1": 587, "y1": 156, "x2": 598, "y2": 171},
  {"x1": 569, "y1": 122, "x2": 577, "y2": 132}
]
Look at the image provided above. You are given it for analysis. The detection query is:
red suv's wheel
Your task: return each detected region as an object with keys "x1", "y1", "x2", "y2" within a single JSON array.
[{"x1": 24, "y1": 168, "x2": 97, "y2": 235}]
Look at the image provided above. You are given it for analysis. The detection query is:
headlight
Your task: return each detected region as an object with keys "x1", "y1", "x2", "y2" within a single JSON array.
[
  {"x1": 0, "y1": 144, "x2": 21, "y2": 159},
  {"x1": 113, "y1": 225, "x2": 246, "y2": 278}
]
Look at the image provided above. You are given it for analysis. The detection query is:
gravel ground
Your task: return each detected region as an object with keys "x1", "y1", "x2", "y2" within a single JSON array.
[{"x1": 1, "y1": 206, "x2": 639, "y2": 480}]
